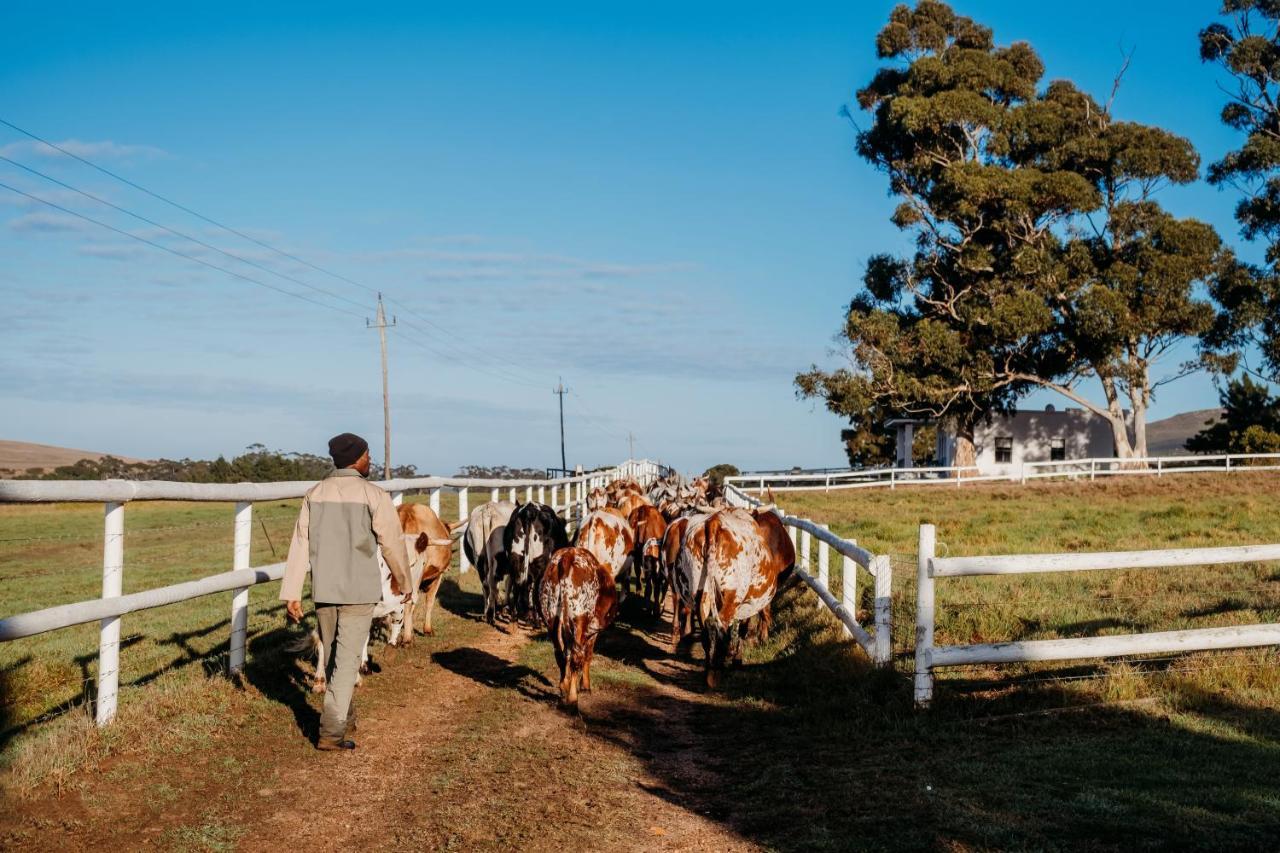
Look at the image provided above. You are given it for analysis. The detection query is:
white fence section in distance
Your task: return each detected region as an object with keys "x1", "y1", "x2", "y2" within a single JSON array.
[
  {"x1": 728, "y1": 452, "x2": 1280, "y2": 495},
  {"x1": 0, "y1": 459, "x2": 666, "y2": 726},
  {"x1": 913, "y1": 522, "x2": 1280, "y2": 707}
]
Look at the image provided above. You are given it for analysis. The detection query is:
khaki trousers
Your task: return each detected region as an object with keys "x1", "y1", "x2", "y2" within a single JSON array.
[{"x1": 315, "y1": 602, "x2": 374, "y2": 742}]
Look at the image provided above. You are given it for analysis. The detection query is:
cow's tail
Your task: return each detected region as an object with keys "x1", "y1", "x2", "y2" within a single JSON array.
[
  {"x1": 558, "y1": 590, "x2": 576, "y2": 655},
  {"x1": 285, "y1": 628, "x2": 320, "y2": 655}
]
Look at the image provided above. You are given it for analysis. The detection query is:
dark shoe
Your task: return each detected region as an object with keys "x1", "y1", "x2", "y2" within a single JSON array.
[{"x1": 316, "y1": 738, "x2": 356, "y2": 751}]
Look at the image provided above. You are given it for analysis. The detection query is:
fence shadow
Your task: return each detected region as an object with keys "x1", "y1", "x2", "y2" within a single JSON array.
[{"x1": 569, "y1": 585, "x2": 1280, "y2": 851}]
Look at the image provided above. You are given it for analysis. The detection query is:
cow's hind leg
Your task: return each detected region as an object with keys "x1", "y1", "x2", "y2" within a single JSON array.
[
  {"x1": 419, "y1": 573, "x2": 443, "y2": 636},
  {"x1": 312, "y1": 630, "x2": 328, "y2": 693}
]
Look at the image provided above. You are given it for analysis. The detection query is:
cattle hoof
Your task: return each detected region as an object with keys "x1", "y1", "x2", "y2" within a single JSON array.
[{"x1": 312, "y1": 679, "x2": 326, "y2": 694}]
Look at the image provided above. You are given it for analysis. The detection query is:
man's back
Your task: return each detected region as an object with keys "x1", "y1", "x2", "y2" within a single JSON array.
[{"x1": 281, "y1": 468, "x2": 410, "y2": 605}]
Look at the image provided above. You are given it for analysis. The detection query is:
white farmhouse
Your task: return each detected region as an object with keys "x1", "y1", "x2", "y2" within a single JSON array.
[{"x1": 890, "y1": 406, "x2": 1126, "y2": 478}]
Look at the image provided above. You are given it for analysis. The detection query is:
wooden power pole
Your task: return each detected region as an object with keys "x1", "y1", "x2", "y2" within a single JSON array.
[
  {"x1": 553, "y1": 378, "x2": 568, "y2": 472},
  {"x1": 627, "y1": 431, "x2": 636, "y2": 461},
  {"x1": 367, "y1": 294, "x2": 396, "y2": 480}
]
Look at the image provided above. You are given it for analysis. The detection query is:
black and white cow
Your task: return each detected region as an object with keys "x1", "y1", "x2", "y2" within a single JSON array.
[
  {"x1": 463, "y1": 500, "x2": 516, "y2": 624},
  {"x1": 503, "y1": 502, "x2": 569, "y2": 623}
]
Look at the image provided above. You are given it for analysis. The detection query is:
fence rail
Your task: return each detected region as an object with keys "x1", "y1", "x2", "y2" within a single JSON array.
[
  {"x1": 726, "y1": 452, "x2": 1280, "y2": 494},
  {"x1": 913, "y1": 523, "x2": 1280, "y2": 707},
  {"x1": 0, "y1": 459, "x2": 665, "y2": 726},
  {"x1": 725, "y1": 484, "x2": 892, "y2": 665}
]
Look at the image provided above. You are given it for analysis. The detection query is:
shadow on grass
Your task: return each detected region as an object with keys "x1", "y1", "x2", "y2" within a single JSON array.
[
  {"x1": 245, "y1": 625, "x2": 319, "y2": 743},
  {"x1": 567, "y1": 584, "x2": 1280, "y2": 851},
  {"x1": 436, "y1": 577, "x2": 484, "y2": 622},
  {"x1": 432, "y1": 647, "x2": 553, "y2": 702}
]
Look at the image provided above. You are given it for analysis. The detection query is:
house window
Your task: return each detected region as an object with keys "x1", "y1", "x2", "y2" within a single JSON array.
[
  {"x1": 994, "y1": 436, "x2": 1013, "y2": 464},
  {"x1": 1050, "y1": 438, "x2": 1066, "y2": 461}
]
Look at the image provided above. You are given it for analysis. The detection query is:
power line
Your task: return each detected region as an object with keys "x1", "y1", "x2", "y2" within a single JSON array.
[
  {"x1": 0, "y1": 181, "x2": 363, "y2": 318},
  {"x1": 388, "y1": 325, "x2": 545, "y2": 389},
  {"x1": 0, "y1": 115, "x2": 552, "y2": 387},
  {"x1": 0, "y1": 154, "x2": 372, "y2": 312},
  {"x1": 0, "y1": 117, "x2": 378, "y2": 296}
]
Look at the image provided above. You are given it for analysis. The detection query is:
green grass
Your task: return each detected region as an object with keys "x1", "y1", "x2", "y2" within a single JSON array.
[
  {"x1": 0, "y1": 488, "x2": 474, "y2": 765},
  {"x1": 5, "y1": 475, "x2": 1280, "y2": 849}
]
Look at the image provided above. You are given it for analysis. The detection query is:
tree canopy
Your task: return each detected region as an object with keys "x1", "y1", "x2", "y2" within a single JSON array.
[
  {"x1": 1200, "y1": 1, "x2": 1280, "y2": 381},
  {"x1": 798, "y1": 0, "x2": 1227, "y2": 461}
]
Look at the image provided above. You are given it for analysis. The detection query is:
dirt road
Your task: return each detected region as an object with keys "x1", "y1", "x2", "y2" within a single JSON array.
[{"x1": 1, "y1": 581, "x2": 762, "y2": 852}]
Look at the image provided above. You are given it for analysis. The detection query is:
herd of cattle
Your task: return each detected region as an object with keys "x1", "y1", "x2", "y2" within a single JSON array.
[{"x1": 303, "y1": 473, "x2": 798, "y2": 707}]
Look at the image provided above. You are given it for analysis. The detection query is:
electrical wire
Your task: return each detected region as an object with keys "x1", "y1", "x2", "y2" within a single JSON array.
[
  {"x1": 0, "y1": 116, "x2": 553, "y2": 387},
  {"x1": 0, "y1": 181, "x2": 363, "y2": 318},
  {"x1": 0, "y1": 154, "x2": 372, "y2": 312}
]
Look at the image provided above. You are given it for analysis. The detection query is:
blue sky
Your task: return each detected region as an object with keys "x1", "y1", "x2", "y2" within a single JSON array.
[{"x1": 0, "y1": 1, "x2": 1262, "y2": 474}]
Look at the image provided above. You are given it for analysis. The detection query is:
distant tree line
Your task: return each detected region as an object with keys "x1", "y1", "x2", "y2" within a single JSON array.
[
  {"x1": 26, "y1": 444, "x2": 419, "y2": 482},
  {"x1": 453, "y1": 464, "x2": 548, "y2": 480},
  {"x1": 798, "y1": 1, "x2": 1280, "y2": 466}
]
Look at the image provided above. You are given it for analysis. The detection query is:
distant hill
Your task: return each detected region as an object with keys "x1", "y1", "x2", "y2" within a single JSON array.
[
  {"x1": 1146, "y1": 409, "x2": 1223, "y2": 456},
  {"x1": 0, "y1": 440, "x2": 143, "y2": 477}
]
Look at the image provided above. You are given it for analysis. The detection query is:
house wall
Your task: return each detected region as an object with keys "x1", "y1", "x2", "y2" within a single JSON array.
[{"x1": 973, "y1": 409, "x2": 1118, "y2": 477}]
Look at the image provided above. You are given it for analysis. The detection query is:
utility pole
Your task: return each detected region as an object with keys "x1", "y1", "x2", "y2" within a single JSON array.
[
  {"x1": 627, "y1": 431, "x2": 635, "y2": 461},
  {"x1": 367, "y1": 293, "x2": 396, "y2": 480},
  {"x1": 553, "y1": 378, "x2": 568, "y2": 472}
]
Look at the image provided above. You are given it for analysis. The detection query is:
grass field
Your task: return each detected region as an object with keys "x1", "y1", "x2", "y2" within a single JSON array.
[{"x1": 3, "y1": 473, "x2": 1280, "y2": 850}]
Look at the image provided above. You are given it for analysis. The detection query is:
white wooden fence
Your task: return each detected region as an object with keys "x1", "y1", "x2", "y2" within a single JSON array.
[
  {"x1": 727, "y1": 452, "x2": 1280, "y2": 494},
  {"x1": 0, "y1": 459, "x2": 665, "y2": 726},
  {"x1": 725, "y1": 484, "x2": 892, "y2": 665},
  {"x1": 912, "y1": 523, "x2": 1280, "y2": 707}
]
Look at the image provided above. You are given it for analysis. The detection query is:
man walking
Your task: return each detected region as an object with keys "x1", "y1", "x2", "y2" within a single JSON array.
[{"x1": 281, "y1": 432, "x2": 412, "y2": 751}]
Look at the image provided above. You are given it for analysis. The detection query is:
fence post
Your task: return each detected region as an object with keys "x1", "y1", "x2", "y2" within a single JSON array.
[
  {"x1": 817, "y1": 525, "x2": 830, "y2": 598},
  {"x1": 841, "y1": 554, "x2": 856, "y2": 639},
  {"x1": 1157, "y1": 458, "x2": 1163, "y2": 477},
  {"x1": 430, "y1": 487, "x2": 441, "y2": 516},
  {"x1": 228, "y1": 501, "x2": 252, "y2": 676},
  {"x1": 97, "y1": 501, "x2": 125, "y2": 726},
  {"x1": 391, "y1": 490, "x2": 404, "y2": 507},
  {"x1": 799, "y1": 527, "x2": 811, "y2": 572},
  {"x1": 874, "y1": 554, "x2": 892, "y2": 667},
  {"x1": 509, "y1": 487, "x2": 516, "y2": 503},
  {"x1": 1227, "y1": 455, "x2": 1233, "y2": 473},
  {"x1": 491, "y1": 487, "x2": 499, "y2": 503},
  {"x1": 1090, "y1": 459, "x2": 1096, "y2": 481},
  {"x1": 538, "y1": 485, "x2": 546, "y2": 505},
  {"x1": 890, "y1": 469, "x2": 896, "y2": 490},
  {"x1": 457, "y1": 488, "x2": 470, "y2": 573},
  {"x1": 914, "y1": 524, "x2": 936, "y2": 708},
  {"x1": 550, "y1": 484, "x2": 558, "y2": 510}
]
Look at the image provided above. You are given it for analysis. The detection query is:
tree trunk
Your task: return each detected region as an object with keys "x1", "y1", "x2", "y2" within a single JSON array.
[
  {"x1": 1131, "y1": 392, "x2": 1148, "y2": 459},
  {"x1": 1099, "y1": 375, "x2": 1142, "y2": 466},
  {"x1": 952, "y1": 428, "x2": 977, "y2": 477}
]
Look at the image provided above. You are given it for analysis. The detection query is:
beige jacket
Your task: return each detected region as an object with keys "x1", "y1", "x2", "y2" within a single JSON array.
[{"x1": 280, "y1": 469, "x2": 412, "y2": 604}]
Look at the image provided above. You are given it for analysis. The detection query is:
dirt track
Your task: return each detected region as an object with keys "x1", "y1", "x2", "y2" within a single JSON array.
[
  {"x1": 1, "y1": 583, "x2": 762, "y2": 852},
  {"x1": 244, "y1": 615, "x2": 757, "y2": 852}
]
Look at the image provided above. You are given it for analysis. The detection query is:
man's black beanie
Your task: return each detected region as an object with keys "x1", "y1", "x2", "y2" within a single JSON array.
[{"x1": 328, "y1": 432, "x2": 369, "y2": 468}]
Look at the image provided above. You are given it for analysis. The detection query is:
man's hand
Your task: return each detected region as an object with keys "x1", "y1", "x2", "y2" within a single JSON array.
[{"x1": 285, "y1": 600, "x2": 304, "y2": 623}]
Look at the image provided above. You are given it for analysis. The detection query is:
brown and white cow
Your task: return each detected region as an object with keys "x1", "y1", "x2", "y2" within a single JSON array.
[
  {"x1": 575, "y1": 510, "x2": 635, "y2": 590},
  {"x1": 675, "y1": 507, "x2": 795, "y2": 686},
  {"x1": 614, "y1": 491, "x2": 650, "y2": 520},
  {"x1": 538, "y1": 547, "x2": 619, "y2": 708},
  {"x1": 628, "y1": 503, "x2": 667, "y2": 615},
  {"x1": 395, "y1": 502, "x2": 453, "y2": 640}
]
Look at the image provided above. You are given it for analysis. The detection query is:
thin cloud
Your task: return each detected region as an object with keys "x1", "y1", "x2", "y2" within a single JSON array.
[
  {"x1": 78, "y1": 243, "x2": 145, "y2": 260},
  {"x1": 0, "y1": 138, "x2": 168, "y2": 161},
  {"x1": 6, "y1": 211, "x2": 88, "y2": 234}
]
